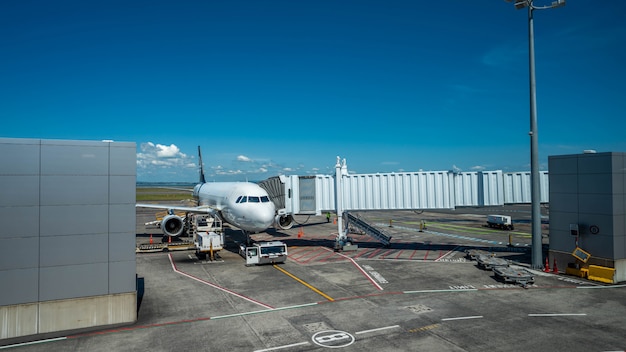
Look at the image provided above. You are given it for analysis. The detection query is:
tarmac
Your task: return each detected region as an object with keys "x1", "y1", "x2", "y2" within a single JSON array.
[{"x1": 4, "y1": 206, "x2": 626, "y2": 351}]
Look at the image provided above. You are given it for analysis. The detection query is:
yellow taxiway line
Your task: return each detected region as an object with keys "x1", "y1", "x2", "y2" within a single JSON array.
[{"x1": 273, "y1": 265, "x2": 334, "y2": 302}]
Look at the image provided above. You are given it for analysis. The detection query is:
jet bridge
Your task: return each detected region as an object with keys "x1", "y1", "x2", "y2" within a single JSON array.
[
  {"x1": 261, "y1": 169, "x2": 548, "y2": 217},
  {"x1": 260, "y1": 157, "x2": 549, "y2": 247}
]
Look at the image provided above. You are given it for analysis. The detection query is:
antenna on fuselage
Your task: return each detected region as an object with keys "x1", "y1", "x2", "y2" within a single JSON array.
[{"x1": 198, "y1": 146, "x2": 206, "y2": 184}]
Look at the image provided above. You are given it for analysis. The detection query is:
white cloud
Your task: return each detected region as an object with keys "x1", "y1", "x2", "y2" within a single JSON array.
[
  {"x1": 155, "y1": 144, "x2": 181, "y2": 158},
  {"x1": 137, "y1": 142, "x2": 195, "y2": 171},
  {"x1": 215, "y1": 169, "x2": 243, "y2": 175},
  {"x1": 137, "y1": 145, "x2": 325, "y2": 181}
]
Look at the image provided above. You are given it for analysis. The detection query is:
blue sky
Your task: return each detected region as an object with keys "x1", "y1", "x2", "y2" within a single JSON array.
[{"x1": 2, "y1": 1, "x2": 625, "y2": 182}]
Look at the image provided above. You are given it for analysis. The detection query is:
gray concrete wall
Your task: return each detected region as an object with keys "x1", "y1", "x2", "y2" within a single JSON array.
[
  {"x1": 549, "y1": 152, "x2": 626, "y2": 277},
  {"x1": 0, "y1": 138, "x2": 137, "y2": 340}
]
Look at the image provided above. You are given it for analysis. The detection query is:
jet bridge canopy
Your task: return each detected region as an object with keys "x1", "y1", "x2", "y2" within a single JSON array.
[{"x1": 260, "y1": 169, "x2": 548, "y2": 216}]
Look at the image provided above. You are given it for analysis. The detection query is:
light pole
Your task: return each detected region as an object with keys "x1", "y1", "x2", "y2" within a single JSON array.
[{"x1": 506, "y1": 0, "x2": 565, "y2": 269}]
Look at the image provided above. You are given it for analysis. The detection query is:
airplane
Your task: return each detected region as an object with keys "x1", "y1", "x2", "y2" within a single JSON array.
[{"x1": 136, "y1": 147, "x2": 294, "y2": 240}]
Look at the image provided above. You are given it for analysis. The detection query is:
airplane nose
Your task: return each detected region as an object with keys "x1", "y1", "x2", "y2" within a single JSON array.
[
  {"x1": 245, "y1": 202, "x2": 275, "y2": 232},
  {"x1": 259, "y1": 203, "x2": 276, "y2": 227}
]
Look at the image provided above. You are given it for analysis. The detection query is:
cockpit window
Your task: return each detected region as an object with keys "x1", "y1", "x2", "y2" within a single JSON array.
[{"x1": 237, "y1": 195, "x2": 270, "y2": 204}]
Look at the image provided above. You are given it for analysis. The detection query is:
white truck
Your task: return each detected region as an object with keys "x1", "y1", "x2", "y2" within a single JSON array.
[
  {"x1": 239, "y1": 241, "x2": 288, "y2": 266},
  {"x1": 486, "y1": 214, "x2": 514, "y2": 230}
]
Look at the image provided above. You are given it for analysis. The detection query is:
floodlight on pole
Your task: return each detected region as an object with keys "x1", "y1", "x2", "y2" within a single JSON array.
[{"x1": 505, "y1": 0, "x2": 565, "y2": 269}]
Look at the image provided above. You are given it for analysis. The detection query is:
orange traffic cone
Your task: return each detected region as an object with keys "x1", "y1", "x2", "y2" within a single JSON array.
[
  {"x1": 552, "y1": 258, "x2": 559, "y2": 274},
  {"x1": 168, "y1": 235, "x2": 172, "y2": 243},
  {"x1": 333, "y1": 217, "x2": 337, "y2": 225},
  {"x1": 544, "y1": 257, "x2": 551, "y2": 272},
  {"x1": 149, "y1": 234, "x2": 153, "y2": 244},
  {"x1": 297, "y1": 228, "x2": 304, "y2": 238}
]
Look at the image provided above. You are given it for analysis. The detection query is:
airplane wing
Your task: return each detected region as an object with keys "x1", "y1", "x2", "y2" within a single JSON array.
[{"x1": 136, "y1": 203, "x2": 217, "y2": 214}]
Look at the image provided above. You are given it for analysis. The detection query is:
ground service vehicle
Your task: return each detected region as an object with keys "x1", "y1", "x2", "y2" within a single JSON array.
[
  {"x1": 191, "y1": 214, "x2": 224, "y2": 260},
  {"x1": 486, "y1": 214, "x2": 514, "y2": 230},
  {"x1": 239, "y1": 241, "x2": 288, "y2": 266}
]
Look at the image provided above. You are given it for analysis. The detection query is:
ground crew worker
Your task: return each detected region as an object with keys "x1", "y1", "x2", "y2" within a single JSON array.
[{"x1": 326, "y1": 212, "x2": 331, "y2": 223}]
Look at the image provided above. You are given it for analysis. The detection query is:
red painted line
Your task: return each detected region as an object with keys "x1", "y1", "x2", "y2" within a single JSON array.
[
  {"x1": 287, "y1": 247, "x2": 307, "y2": 256},
  {"x1": 168, "y1": 253, "x2": 274, "y2": 309},
  {"x1": 317, "y1": 250, "x2": 342, "y2": 263},
  {"x1": 409, "y1": 248, "x2": 417, "y2": 260},
  {"x1": 290, "y1": 248, "x2": 319, "y2": 261},
  {"x1": 377, "y1": 249, "x2": 395, "y2": 259},
  {"x1": 394, "y1": 250, "x2": 404, "y2": 259},
  {"x1": 352, "y1": 249, "x2": 370, "y2": 259},
  {"x1": 322, "y1": 247, "x2": 383, "y2": 291},
  {"x1": 437, "y1": 250, "x2": 443, "y2": 260},
  {"x1": 62, "y1": 282, "x2": 587, "y2": 342},
  {"x1": 329, "y1": 291, "x2": 404, "y2": 302},
  {"x1": 367, "y1": 248, "x2": 384, "y2": 259},
  {"x1": 287, "y1": 250, "x2": 307, "y2": 263},
  {"x1": 302, "y1": 248, "x2": 331, "y2": 264},
  {"x1": 423, "y1": 249, "x2": 430, "y2": 260},
  {"x1": 287, "y1": 255, "x2": 305, "y2": 264}
]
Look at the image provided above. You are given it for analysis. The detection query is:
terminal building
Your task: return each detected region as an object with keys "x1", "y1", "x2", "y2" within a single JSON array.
[{"x1": 0, "y1": 138, "x2": 137, "y2": 341}]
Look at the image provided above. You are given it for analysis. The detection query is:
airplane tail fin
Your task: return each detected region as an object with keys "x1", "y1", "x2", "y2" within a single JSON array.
[{"x1": 198, "y1": 146, "x2": 206, "y2": 184}]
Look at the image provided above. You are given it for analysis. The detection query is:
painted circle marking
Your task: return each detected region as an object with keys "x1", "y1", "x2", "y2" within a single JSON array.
[{"x1": 311, "y1": 330, "x2": 355, "y2": 348}]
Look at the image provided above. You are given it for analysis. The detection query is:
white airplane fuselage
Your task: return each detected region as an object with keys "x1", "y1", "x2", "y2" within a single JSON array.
[
  {"x1": 193, "y1": 182, "x2": 276, "y2": 233},
  {"x1": 137, "y1": 146, "x2": 289, "y2": 236}
]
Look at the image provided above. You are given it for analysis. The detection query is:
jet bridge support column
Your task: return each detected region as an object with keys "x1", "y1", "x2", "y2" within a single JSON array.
[{"x1": 335, "y1": 156, "x2": 346, "y2": 244}]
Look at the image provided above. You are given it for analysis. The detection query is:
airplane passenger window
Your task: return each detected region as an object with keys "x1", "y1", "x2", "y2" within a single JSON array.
[
  {"x1": 249, "y1": 196, "x2": 260, "y2": 203},
  {"x1": 261, "y1": 196, "x2": 270, "y2": 202}
]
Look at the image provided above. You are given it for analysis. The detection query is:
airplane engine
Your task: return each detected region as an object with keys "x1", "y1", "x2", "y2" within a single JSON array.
[
  {"x1": 275, "y1": 214, "x2": 294, "y2": 230},
  {"x1": 161, "y1": 214, "x2": 184, "y2": 237}
]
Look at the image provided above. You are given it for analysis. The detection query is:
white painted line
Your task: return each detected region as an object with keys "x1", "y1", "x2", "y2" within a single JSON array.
[
  {"x1": 404, "y1": 288, "x2": 478, "y2": 294},
  {"x1": 254, "y1": 341, "x2": 310, "y2": 352},
  {"x1": 528, "y1": 313, "x2": 587, "y2": 317},
  {"x1": 355, "y1": 325, "x2": 401, "y2": 335},
  {"x1": 0, "y1": 337, "x2": 67, "y2": 349},
  {"x1": 435, "y1": 246, "x2": 459, "y2": 262},
  {"x1": 442, "y1": 315, "x2": 483, "y2": 321},
  {"x1": 362, "y1": 264, "x2": 389, "y2": 284},
  {"x1": 212, "y1": 303, "x2": 319, "y2": 320},
  {"x1": 576, "y1": 284, "x2": 626, "y2": 289}
]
